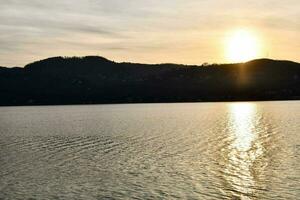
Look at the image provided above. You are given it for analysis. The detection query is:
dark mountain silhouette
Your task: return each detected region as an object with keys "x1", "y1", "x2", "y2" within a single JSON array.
[{"x1": 1, "y1": 56, "x2": 300, "y2": 106}]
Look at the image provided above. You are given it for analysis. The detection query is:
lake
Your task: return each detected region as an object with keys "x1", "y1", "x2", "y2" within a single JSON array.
[{"x1": 0, "y1": 101, "x2": 299, "y2": 199}]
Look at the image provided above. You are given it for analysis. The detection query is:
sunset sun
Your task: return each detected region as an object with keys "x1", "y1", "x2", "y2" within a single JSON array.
[{"x1": 225, "y1": 29, "x2": 262, "y2": 63}]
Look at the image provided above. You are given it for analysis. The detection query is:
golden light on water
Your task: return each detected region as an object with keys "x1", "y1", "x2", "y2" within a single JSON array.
[
  {"x1": 230, "y1": 103, "x2": 256, "y2": 151},
  {"x1": 225, "y1": 29, "x2": 263, "y2": 63},
  {"x1": 226, "y1": 103, "x2": 264, "y2": 199}
]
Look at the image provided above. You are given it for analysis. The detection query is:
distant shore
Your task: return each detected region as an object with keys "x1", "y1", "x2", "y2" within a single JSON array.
[{"x1": 1, "y1": 56, "x2": 300, "y2": 106}]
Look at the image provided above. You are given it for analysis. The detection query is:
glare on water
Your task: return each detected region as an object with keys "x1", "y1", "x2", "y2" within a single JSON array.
[{"x1": 225, "y1": 103, "x2": 264, "y2": 199}]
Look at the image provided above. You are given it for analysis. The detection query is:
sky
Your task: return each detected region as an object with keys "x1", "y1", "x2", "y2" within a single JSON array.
[{"x1": 0, "y1": 0, "x2": 300, "y2": 67}]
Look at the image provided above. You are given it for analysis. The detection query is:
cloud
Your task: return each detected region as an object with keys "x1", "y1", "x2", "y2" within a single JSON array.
[{"x1": 0, "y1": 0, "x2": 299, "y2": 66}]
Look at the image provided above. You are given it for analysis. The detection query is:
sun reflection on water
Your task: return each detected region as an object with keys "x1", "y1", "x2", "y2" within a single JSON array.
[
  {"x1": 225, "y1": 103, "x2": 264, "y2": 199},
  {"x1": 230, "y1": 103, "x2": 256, "y2": 151}
]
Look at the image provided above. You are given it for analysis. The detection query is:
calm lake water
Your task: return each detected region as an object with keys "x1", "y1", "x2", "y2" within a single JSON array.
[{"x1": 0, "y1": 101, "x2": 299, "y2": 199}]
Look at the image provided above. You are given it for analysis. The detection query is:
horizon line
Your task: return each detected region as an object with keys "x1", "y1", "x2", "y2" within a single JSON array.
[{"x1": 2, "y1": 55, "x2": 300, "y2": 68}]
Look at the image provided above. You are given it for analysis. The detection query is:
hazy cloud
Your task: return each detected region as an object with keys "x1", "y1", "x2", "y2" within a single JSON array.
[{"x1": 0, "y1": 0, "x2": 299, "y2": 66}]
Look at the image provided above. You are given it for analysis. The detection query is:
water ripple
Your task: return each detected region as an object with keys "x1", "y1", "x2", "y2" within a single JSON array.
[{"x1": 0, "y1": 102, "x2": 299, "y2": 199}]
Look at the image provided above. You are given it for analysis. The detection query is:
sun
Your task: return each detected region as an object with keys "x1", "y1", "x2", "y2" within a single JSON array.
[{"x1": 225, "y1": 29, "x2": 262, "y2": 63}]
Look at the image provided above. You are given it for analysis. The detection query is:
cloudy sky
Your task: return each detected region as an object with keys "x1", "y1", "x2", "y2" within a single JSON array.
[{"x1": 1, "y1": 0, "x2": 299, "y2": 66}]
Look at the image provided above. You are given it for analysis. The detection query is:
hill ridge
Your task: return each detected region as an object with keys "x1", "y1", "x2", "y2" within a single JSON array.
[{"x1": 1, "y1": 56, "x2": 300, "y2": 106}]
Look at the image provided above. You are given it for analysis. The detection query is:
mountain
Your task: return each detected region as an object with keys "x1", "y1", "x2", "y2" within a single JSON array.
[{"x1": 0, "y1": 56, "x2": 300, "y2": 106}]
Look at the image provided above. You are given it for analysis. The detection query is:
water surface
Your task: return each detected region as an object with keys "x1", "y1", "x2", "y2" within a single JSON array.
[{"x1": 0, "y1": 101, "x2": 299, "y2": 199}]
